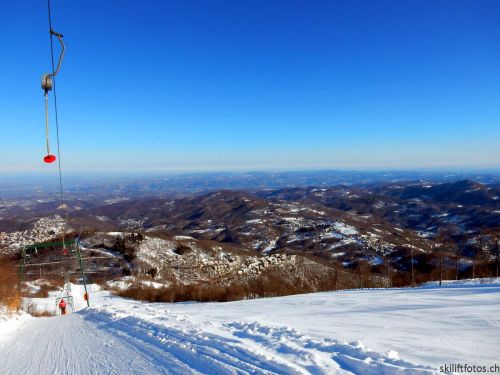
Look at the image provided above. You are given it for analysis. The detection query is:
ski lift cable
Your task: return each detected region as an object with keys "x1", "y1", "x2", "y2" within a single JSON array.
[
  {"x1": 41, "y1": 6, "x2": 64, "y2": 164},
  {"x1": 45, "y1": 0, "x2": 69, "y2": 248}
]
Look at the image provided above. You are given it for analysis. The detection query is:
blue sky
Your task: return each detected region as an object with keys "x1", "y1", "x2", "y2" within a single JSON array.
[{"x1": 2, "y1": 0, "x2": 499, "y2": 172}]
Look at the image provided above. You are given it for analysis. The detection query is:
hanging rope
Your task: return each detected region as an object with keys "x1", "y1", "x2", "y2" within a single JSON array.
[
  {"x1": 46, "y1": 0, "x2": 68, "y2": 248},
  {"x1": 44, "y1": 92, "x2": 51, "y2": 156}
]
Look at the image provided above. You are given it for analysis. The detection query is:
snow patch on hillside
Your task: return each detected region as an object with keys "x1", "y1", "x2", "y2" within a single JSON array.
[{"x1": 333, "y1": 222, "x2": 358, "y2": 236}]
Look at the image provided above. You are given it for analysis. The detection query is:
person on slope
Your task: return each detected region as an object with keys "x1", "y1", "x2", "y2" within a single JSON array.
[{"x1": 59, "y1": 298, "x2": 67, "y2": 315}]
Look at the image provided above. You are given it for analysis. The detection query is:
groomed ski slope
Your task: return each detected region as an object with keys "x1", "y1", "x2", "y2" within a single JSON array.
[{"x1": 1, "y1": 279, "x2": 499, "y2": 375}]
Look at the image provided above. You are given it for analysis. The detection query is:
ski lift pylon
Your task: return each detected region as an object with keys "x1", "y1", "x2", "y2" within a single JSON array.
[{"x1": 19, "y1": 238, "x2": 90, "y2": 308}]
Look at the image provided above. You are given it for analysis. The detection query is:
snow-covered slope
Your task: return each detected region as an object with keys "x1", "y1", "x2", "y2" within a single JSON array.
[
  {"x1": 422, "y1": 276, "x2": 500, "y2": 288},
  {"x1": 1, "y1": 282, "x2": 499, "y2": 374}
]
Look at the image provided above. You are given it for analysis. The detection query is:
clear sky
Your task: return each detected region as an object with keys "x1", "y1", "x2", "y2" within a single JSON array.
[{"x1": 2, "y1": 0, "x2": 499, "y2": 173}]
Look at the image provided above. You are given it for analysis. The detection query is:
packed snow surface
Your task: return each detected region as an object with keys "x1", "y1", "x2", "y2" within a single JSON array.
[{"x1": 1, "y1": 281, "x2": 499, "y2": 374}]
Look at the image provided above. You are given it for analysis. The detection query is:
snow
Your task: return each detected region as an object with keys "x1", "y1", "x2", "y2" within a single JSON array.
[
  {"x1": 173, "y1": 235, "x2": 195, "y2": 240},
  {"x1": 107, "y1": 277, "x2": 168, "y2": 291},
  {"x1": 332, "y1": 222, "x2": 358, "y2": 236},
  {"x1": 330, "y1": 238, "x2": 359, "y2": 250},
  {"x1": 0, "y1": 310, "x2": 31, "y2": 343},
  {"x1": 246, "y1": 219, "x2": 264, "y2": 224},
  {"x1": 320, "y1": 231, "x2": 344, "y2": 240},
  {"x1": 263, "y1": 237, "x2": 279, "y2": 253},
  {"x1": 422, "y1": 277, "x2": 500, "y2": 288},
  {"x1": 22, "y1": 284, "x2": 100, "y2": 316},
  {"x1": 290, "y1": 207, "x2": 325, "y2": 215},
  {"x1": 1, "y1": 282, "x2": 499, "y2": 374},
  {"x1": 417, "y1": 231, "x2": 433, "y2": 238},
  {"x1": 135, "y1": 236, "x2": 178, "y2": 267},
  {"x1": 369, "y1": 256, "x2": 383, "y2": 266}
]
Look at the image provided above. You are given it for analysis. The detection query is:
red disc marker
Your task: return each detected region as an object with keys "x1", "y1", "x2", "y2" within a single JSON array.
[{"x1": 43, "y1": 154, "x2": 57, "y2": 163}]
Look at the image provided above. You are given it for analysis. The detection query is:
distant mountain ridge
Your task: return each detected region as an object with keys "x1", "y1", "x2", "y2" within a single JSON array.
[
  {"x1": 1, "y1": 179, "x2": 499, "y2": 286},
  {"x1": 2, "y1": 170, "x2": 500, "y2": 199}
]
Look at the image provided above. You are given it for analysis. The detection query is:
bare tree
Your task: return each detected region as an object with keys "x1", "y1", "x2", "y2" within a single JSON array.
[
  {"x1": 481, "y1": 229, "x2": 499, "y2": 278},
  {"x1": 472, "y1": 237, "x2": 483, "y2": 279},
  {"x1": 358, "y1": 262, "x2": 363, "y2": 289},
  {"x1": 378, "y1": 239, "x2": 392, "y2": 288},
  {"x1": 386, "y1": 258, "x2": 392, "y2": 288},
  {"x1": 434, "y1": 229, "x2": 453, "y2": 286},
  {"x1": 410, "y1": 246, "x2": 415, "y2": 286},
  {"x1": 333, "y1": 269, "x2": 338, "y2": 291},
  {"x1": 439, "y1": 252, "x2": 444, "y2": 286},
  {"x1": 355, "y1": 260, "x2": 370, "y2": 289},
  {"x1": 431, "y1": 242, "x2": 446, "y2": 287},
  {"x1": 455, "y1": 244, "x2": 460, "y2": 281},
  {"x1": 495, "y1": 239, "x2": 499, "y2": 278}
]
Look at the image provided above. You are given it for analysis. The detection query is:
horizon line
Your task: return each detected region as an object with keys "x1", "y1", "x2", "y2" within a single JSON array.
[{"x1": 1, "y1": 166, "x2": 500, "y2": 177}]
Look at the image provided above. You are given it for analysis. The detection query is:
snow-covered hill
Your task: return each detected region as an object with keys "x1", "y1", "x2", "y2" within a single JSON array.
[
  {"x1": 3, "y1": 181, "x2": 499, "y2": 284},
  {"x1": 1, "y1": 280, "x2": 499, "y2": 374}
]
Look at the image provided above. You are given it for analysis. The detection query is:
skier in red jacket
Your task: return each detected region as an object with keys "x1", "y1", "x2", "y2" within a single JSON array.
[{"x1": 59, "y1": 298, "x2": 67, "y2": 315}]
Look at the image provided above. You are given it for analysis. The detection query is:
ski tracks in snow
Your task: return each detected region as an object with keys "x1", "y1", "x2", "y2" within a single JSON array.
[
  {"x1": 0, "y1": 312, "x2": 166, "y2": 375},
  {"x1": 226, "y1": 321, "x2": 436, "y2": 375},
  {"x1": 0, "y1": 308, "x2": 438, "y2": 374},
  {"x1": 82, "y1": 308, "x2": 437, "y2": 374}
]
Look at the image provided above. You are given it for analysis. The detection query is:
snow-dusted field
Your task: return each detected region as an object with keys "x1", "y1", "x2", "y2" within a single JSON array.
[{"x1": 1, "y1": 280, "x2": 499, "y2": 374}]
